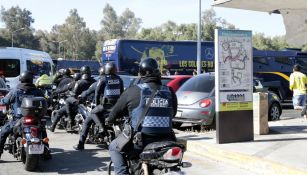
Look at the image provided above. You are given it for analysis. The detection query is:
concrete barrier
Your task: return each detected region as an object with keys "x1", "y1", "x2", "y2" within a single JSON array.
[{"x1": 253, "y1": 92, "x2": 269, "y2": 135}]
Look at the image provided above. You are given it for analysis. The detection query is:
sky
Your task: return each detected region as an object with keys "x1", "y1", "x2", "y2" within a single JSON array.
[{"x1": 0, "y1": 0, "x2": 285, "y2": 37}]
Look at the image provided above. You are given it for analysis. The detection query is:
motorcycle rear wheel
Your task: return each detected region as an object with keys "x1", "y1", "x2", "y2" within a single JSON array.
[{"x1": 24, "y1": 154, "x2": 39, "y2": 171}]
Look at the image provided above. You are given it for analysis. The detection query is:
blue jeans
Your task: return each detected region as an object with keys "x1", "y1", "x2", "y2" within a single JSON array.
[
  {"x1": 109, "y1": 139, "x2": 130, "y2": 175},
  {"x1": 293, "y1": 94, "x2": 306, "y2": 108}
]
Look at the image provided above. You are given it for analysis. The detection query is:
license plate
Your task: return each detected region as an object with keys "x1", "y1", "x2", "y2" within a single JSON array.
[
  {"x1": 176, "y1": 111, "x2": 182, "y2": 117},
  {"x1": 29, "y1": 144, "x2": 44, "y2": 154}
]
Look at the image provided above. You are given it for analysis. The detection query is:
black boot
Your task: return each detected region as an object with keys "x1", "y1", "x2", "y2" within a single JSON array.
[
  {"x1": 73, "y1": 142, "x2": 84, "y2": 151},
  {"x1": 48, "y1": 124, "x2": 55, "y2": 132}
]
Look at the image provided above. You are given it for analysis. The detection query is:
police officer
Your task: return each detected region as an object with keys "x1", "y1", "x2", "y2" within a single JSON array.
[
  {"x1": 106, "y1": 58, "x2": 177, "y2": 175},
  {"x1": 49, "y1": 66, "x2": 95, "y2": 132},
  {"x1": 57, "y1": 68, "x2": 73, "y2": 89},
  {"x1": 53, "y1": 72, "x2": 81, "y2": 95},
  {"x1": 73, "y1": 63, "x2": 124, "y2": 150},
  {"x1": 0, "y1": 71, "x2": 50, "y2": 159}
]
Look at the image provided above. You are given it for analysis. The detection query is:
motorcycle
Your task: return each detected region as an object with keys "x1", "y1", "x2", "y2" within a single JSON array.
[
  {"x1": 4, "y1": 97, "x2": 50, "y2": 171},
  {"x1": 108, "y1": 140, "x2": 187, "y2": 175},
  {"x1": 87, "y1": 108, "x2": 125, "y2": 145}
]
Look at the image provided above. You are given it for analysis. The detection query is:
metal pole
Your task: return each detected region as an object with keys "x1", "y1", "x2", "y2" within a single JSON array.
[
  {"x1": 197, "y1": 0, "x2": 202, "y2": 75},
  {"x1": 11, "y1": 33, "x2": 13, "y2": 47},
  {"x1": 58, "y1": 42, "x2": 61, "y2": 58}
]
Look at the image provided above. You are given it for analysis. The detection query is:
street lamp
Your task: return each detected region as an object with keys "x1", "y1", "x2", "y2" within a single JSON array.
[
  {"x1": 52, "y1": 40, "x2": 67, "y2": 58},
  {"x1": 11, "y1": 27, "x2": 25, "y2": 47}
]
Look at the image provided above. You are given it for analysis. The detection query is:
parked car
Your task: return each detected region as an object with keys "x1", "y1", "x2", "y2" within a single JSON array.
[
  {"x1": 173, "y1": 73, "x2": 282, "y2": 128},
  {"x1": 128, "y1": 75, "x2": 192, "y2": 92},
  {"x1": 161, "y1": 75, "x2": 192, "y2": 92},
  {"x1": 0, "y1": 77, "x2": 9, "y2": 126}
]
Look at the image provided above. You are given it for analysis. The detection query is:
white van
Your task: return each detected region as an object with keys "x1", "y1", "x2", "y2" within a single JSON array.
[{"x1": 0, "y1": 47, "x2": 55, "y2": 89}]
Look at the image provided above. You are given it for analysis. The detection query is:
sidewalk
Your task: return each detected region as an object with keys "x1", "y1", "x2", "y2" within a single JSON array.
[{"x1": 177, "y1": 113, "x2": 307, "y2": 175}]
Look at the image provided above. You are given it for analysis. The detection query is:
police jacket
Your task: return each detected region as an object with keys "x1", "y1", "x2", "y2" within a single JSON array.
[
  {"x1": 80, "y1": 81, "x2": 98, "y2": 102},
  {"x1": 95, "y1": 74, "x2": 124, "y2": 106},
  {"x1": 72, "y1": 75, "x2": 96, "y2": 98},
  {"x1": 0, "y1": 83, "x2": 44, "y2": 118},
  {"x1": 54, "y1": 81, "x2": 76, "y2": 95},
  {"x1": 57, "y1": 75, "x2": 74, "y2": 89},
  {"x1": 107, "y1": 76, "x2": 177, "y2": 136}
]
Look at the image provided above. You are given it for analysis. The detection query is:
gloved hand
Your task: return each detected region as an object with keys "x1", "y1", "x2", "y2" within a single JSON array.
[{"x1": 105, "y1": 117, "x2": 113, "y2": 125}]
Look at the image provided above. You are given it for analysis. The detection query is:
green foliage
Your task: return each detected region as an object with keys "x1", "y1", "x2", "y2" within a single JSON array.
[
  {"x1": 1, "y1": 6, "x2": 38, "y2": 48},
  {"x1": 0, "y1": 5, "x2": 294, "y2": 60},
  {"x1": 253, "y1": 33, "x2": 289, "y2": 50}
]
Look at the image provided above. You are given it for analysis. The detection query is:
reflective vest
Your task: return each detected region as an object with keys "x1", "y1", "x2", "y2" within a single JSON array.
[
  {"x1": 35, "y1": 74, "x2": 52, "y2": 87},
  {"x1": 104, "y1": 75, "x2": 121, "y2": 99},
  {"x1": 131, "y1": 83, "x2": 173, "y2": 135}
]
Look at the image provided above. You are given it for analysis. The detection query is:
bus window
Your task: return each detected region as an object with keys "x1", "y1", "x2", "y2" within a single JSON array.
[
  {"x1": 296, "y1": 58, "x2": 307, "y2": 70},
  {"x1": 0, "y1": 59, "x2": 20, "y2": 77},
  {"x1": 26, "y1": 60, "x2": 51, "y2": 76},
  {"x1": 274, "y1": 57, "x2": 292, "y2": 65},
  {"x1": 254, "y1": 57, "x2": 268, "y2": 65}
]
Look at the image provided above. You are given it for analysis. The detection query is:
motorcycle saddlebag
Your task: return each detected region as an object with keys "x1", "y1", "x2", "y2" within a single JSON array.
[{"x1": 21, "y1": 97, "x2": 47, "y2": 117}]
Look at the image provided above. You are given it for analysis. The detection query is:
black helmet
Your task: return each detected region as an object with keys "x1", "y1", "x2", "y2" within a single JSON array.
[
  {"x1": 104, "y1": 62, "x2": 117, "y2": 75},
  {"x1": 19, "y1": 71, "x2": 34, "y2": 84},
  {"x1": 63, "y1": 68, "x2": 71, "y2": 76},
  {"x1": 80, "y1": 66, "x2": 91, "y2": 75},
  {"x1": 139, "y1": 58, "x2": 160, "y2": 77},
  {"x1": 72, "y1": 73, "x2": 81, "y2": 81},
  {"x1": 99, "y1": 66, "x2": 105, "y2": 76}
]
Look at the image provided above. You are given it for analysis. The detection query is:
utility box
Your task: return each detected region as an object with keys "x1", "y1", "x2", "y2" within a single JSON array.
[{"x1": 253, "y1": 92, "x2": 269, "y2": 135}]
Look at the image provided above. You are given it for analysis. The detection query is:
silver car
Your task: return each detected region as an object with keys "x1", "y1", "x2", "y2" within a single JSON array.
[
  {"x1": 173, "y1": 73, "x2": 216, "y2": 127},
  {"x1": 173, "y1": 73, "x2": 282, "y2": 128}
]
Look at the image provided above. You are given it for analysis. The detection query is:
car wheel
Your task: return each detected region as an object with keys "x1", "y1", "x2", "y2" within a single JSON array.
[{"x1": 269, "y1": 103, "x2": 281, "y2": 121}]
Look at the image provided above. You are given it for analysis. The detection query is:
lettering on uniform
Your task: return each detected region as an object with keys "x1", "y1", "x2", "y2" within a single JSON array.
[
  {"x1": 108, "y1": 79, "x2": 120, "y2": 85},
  {"x1": 145, "y1": 97, "x2": 169, "y2": 108}
]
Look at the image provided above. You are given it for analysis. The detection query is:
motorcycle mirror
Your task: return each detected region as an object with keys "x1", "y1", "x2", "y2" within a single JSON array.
[{"x1": 181, "y1": 162, "x2": 192, "y2": 168}]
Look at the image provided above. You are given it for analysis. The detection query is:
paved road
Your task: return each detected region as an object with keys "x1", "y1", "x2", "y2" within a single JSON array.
[{"x1": 3, "y1": 107, "x2": 300, "y2": 175}]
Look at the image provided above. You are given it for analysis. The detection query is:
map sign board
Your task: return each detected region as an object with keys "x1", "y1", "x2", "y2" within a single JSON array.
[{"x1": 215, "y1": 29, "x2": 253, "y2": 112}]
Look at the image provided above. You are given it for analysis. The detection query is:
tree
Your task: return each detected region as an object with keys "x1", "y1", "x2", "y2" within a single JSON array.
[
  {"x1": 100, "y1": 4, "x2": 122, "y2": 39},
  {"x1": 202, "y1": 8, "x2": 235, "y2": 41},
  {"x1": 100, "y1": 4, "x2": 142, "y2": 39},
  {"x1": 1, "y1": 6, "x2": 38, "y2": 48},
  {"x1": 119, "y1": 8, "x2": 142, "y2": 39},
  {"x1": 253, "y1": 33, "x2": 289, "y2": 50},
  {"x1": 50, "y1": 9, "x2": 97, "y2": 59}
]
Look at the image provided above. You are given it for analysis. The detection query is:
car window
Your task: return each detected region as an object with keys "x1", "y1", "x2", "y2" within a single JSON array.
[
  {"x1": 179, "y1": 78, "x2": 189, "y2": 86},
  {"x1": 0, "y1": 59, "x2": 20, "y2": 77},
  {"x1": 179, "y1": 75, "x2": 214, "y2": 93},
  {"x1": 27, "y1": 60, "x2": 51, "y2": 76}
]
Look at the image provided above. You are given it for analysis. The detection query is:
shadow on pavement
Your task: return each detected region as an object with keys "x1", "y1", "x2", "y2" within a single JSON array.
[
  {"x1": 38, "y1": 148, "x2": 110, "y2": 174},
  {"x1": 269, "y1": 125, "x2": 307, "y2": 134},
  {"x1": 177, "y1": 134, "x2": 213, "y2": 141},
  {"x1": 254, "y1": 137, "x2": 307, "y2": 143}
]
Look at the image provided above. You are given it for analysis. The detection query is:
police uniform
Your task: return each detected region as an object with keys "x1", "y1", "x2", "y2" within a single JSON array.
[
  {"x1": 0, "y1": 83, "x2": 45, "y2": 156},
  {"x1": 50, "y1": 75, "x2": 95, "y2": 131},
  {"x1": 75, "y1": 74, "x2": 123, "y2": 149},
  {"x1": 107, "y1": 76, "x2": 177, "y2": 175}
]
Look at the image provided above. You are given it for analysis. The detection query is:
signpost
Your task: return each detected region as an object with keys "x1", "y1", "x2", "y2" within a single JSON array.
[{"x1": 215, "y1": 29, "x2": 254, "y2": 144}]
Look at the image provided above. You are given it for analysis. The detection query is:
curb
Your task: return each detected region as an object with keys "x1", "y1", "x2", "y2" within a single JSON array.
[{"x1": 181, "y1": 139, "x2": 307, "y2": 175}]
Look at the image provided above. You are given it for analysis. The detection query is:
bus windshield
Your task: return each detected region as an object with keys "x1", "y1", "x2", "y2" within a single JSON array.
[{"x1": 26, "y1": 60, "x2": 52, "y2": 76}]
